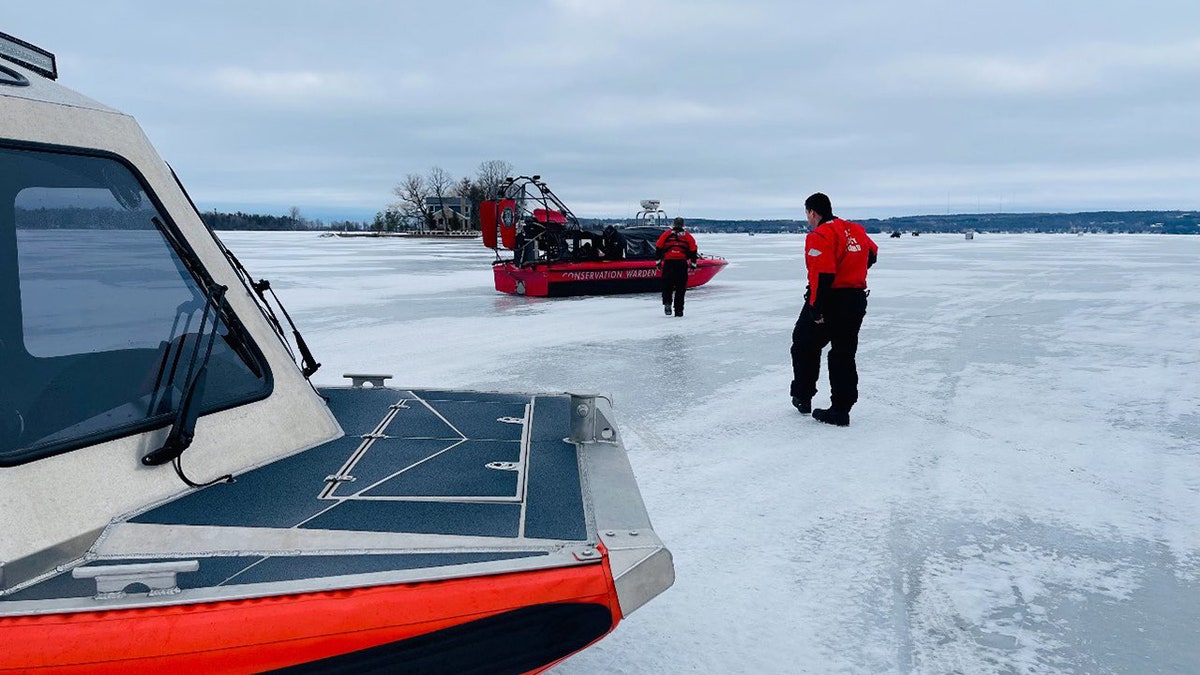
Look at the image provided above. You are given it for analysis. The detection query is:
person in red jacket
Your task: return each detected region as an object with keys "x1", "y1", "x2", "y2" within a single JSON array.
[
  {"x1": 790, "y1": 193, "x2": 878, "y2": 426},
  {"x1": 656, "y1": 217, "x2": 698, "y2": 317}
]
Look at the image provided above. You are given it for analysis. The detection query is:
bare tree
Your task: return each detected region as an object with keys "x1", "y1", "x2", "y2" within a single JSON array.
[
  {"x1": 476, "y1": 159, "x2": 513, "y2": 200},
  {"x1": 287, "y1": 206, "x2": 305, "y2": 230},
  {"x1": 427, "y1": 166, "x2": 455, "y2": 231},
  {"x1": 390, "y1": 162, "x2": 510, "y2": 232},
  {"x1": 465, "y1": 159, "x2": 514, "y2": 231},
  {"x1": 392, "y1": 173, "x2": 433, "y2": 230}
]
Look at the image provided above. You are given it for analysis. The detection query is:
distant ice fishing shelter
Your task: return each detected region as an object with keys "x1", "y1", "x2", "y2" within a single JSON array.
[{"x1": 0, "y1": 31, "x2": 672, "y2": 673}]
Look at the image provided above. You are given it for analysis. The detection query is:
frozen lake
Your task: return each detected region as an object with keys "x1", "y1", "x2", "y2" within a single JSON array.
[{"x1": 219, "y1": 231, "x2": 1200, "y2": 675}]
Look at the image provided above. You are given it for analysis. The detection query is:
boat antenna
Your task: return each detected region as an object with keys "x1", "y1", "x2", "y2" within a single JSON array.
[
  {"x1": 168, "y1": 165, "x2": 322, "y2": 383},
  {"x1": 250, "y1": 278, "x2": 321, "y2": 378}
]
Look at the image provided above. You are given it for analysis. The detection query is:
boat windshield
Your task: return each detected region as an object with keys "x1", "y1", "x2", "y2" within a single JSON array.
[{"x1": 0, "y1": 145, "x2": 270, "y2": 466}]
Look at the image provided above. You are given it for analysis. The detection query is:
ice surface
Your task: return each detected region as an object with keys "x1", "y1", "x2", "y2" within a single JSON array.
[{"x1": 219, "y1": 231, "x2": 1200, "y2": 674}]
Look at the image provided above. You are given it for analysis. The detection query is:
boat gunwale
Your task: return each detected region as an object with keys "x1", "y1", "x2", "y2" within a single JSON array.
[{"x1": 0, "y1": 545, "x2": 603, "y2": 617}]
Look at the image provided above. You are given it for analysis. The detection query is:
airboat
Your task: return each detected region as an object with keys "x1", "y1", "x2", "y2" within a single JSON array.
[{"x1": 481, "y1": 178, "x2": 726, "y2": 296}]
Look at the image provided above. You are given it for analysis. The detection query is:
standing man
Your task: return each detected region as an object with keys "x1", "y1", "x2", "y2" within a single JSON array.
[
  {"x1": 656, "y1": 217, "x2": 698, "y2": 317},
  {"x1": 790, "y1": 193, "x2": 878, "y2": 426}
]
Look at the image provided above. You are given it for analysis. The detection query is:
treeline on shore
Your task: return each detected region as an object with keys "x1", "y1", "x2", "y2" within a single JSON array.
[
  {"x1": 17, "y1": 207, "x2": 1196, "y2": 235},
  {"x1": 860, "y1": 210, "x2": 1200, "y2": 235},
  {"x1": 199, "y1": 209, "x2": 1199, "y2": 235},
  {"x1": 626, "y1": 210, "x2": 1200, "y2": 235},
  {"x1": 199, "y1": 210, "x2": 362, "y2": 232}
]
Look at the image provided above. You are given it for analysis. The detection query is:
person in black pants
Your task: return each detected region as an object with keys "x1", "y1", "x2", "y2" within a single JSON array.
[
  {"x1": 790, "y1": 193, "x2": 878, "y2": 426},
  {"x1": 655, "y1": 217, "x2": 698, "y2": 317}
]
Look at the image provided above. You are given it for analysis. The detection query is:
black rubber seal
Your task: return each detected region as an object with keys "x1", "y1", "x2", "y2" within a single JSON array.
[{"x1": 0, "y1": 64, "x2": 29, "y2": 87}]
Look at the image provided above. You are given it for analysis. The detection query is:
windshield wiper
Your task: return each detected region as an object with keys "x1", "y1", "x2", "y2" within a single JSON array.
[{"x1": 141, "y1": 283, "x2": 232, "y2": 487}]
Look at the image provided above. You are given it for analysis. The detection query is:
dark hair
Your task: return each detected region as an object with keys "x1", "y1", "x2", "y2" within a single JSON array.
[
  {"x1": 804, "y1": 193, "x2": 833, "y2": 220},
  {"x1": 672, "y1": 217, "x2": 685, "y2": 230}
]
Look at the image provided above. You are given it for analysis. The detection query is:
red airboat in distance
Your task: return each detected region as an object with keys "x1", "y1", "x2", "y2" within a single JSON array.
[{"x1": 480, "y1": 176, "x2": 727, "y2": 297}]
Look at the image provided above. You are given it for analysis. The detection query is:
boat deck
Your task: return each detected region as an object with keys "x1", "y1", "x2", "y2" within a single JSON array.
[
  {"x1": 2, "y1": 388, "x2": 596, "y2": 605},
  {"x1": 132, "y1": 388, "x2": 587, "y2": 540}
]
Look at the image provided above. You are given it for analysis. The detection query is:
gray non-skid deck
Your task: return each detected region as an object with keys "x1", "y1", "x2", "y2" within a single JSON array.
[
  {"x1": 132, "y1": 388, "x2": 586, "y2": 538},
  {"x1": 3, "y1": 388, "x2": 590, "y2": 602}
]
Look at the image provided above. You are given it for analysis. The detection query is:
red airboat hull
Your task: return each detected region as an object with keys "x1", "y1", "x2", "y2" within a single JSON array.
[
  {"x1": 0, "y1": 563, "x2": 621, "y2": 674},
  {"x1": 494, "y1": 258, "x2": 727, "y2": 297}
]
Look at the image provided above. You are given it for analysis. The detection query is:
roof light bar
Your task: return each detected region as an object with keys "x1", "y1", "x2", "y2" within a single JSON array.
[{"x1": 0, "y1": 31, "x2": 57, "y2": 80}]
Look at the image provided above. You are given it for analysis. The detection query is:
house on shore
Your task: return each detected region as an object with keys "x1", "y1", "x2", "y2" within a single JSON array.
[{"x1": 425, "y1": 196, "x2": 472, "y2": 231}]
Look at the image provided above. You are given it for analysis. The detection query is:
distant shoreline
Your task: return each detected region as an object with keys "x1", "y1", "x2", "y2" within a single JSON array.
[
  {"x1": 199, "y1": 209, "x2": 1199, "y2": 235},
  {"x1": 327, "y1": 230, "x2": 480, "y2": 239},
  {"x1": 645, "y1": 210, "x2": 1200, "y2": 235}
]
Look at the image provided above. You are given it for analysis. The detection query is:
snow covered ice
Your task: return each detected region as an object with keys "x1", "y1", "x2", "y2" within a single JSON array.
[{"x1": 221, "y1": 231, "x2": 1200, "y2": 674}]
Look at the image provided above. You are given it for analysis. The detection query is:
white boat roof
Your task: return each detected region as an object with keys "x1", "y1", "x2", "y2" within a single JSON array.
[{"x1": 1, "y1": 34, "x2": 343, "y2": 588}]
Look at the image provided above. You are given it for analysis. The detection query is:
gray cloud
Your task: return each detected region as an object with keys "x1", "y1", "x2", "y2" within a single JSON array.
[{"x1": 7, "y1": 0, "x2": 1198, "y2": 221}]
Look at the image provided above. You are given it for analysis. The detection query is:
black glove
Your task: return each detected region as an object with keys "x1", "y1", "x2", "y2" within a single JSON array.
[{"x1": 810, "y1": 302, "x2": 826, "y2": 324}]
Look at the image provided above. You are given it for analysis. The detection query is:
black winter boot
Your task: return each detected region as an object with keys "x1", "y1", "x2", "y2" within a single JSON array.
[
  {"x1": 812, "y1": 408, "x2": 850, "y2": 426},
  {"x1": 791, "y1": 397, "x2": 811, "y2": 414}
]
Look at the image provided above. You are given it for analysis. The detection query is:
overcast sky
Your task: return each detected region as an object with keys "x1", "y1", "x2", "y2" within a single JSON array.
[{"x1": 7, "y1": 1, "x2": 1199, "y2": 221}]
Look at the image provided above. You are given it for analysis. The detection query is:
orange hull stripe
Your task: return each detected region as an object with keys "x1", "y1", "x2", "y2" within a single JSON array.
[{"x1": 1, "y1": 565, "x2": 618, "y2": 674}]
